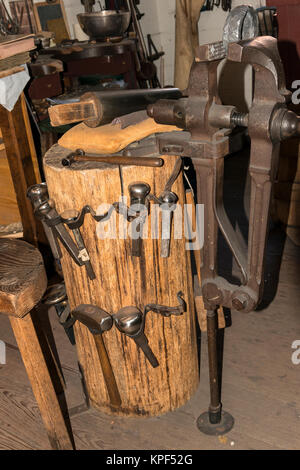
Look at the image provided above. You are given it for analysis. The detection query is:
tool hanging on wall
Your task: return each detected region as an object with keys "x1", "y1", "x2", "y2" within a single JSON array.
[
  {"x1": 127, "y1": 0, "x2": 164, "y2": 88},
  {"x1": 128, "y1": 182, "x2": 150, "y2": 257},
  {"x1": 60, "y1": 209, "x2": 96, "y2": 280},
  {"x1": 27, "y1": 184, "x2": 96, "y2": 281},
  {"x1": 159, "y1": 191, "x2": 178, "y2": 258},
  {"x1": 203, "y1": 0, "x2": 231, "y2": 12},
  {"x1": 72, "y1": 304, "x2": 122, "y2": 408},
  {"x1": 42, "y1": 283, "x2": 76, "y2": 345},
  {"x1": 113, "y1": 306, "x2": 159, "y2": 367},
  {"x1": 71, "y1": 292, "x2": 186, "y2": 371},
  {"x1": 44, "y1": 150, "x2": 182, "y2": 260},
  {"x1": 256, "y1": 7, "x2": 278, "y2": 38},
  {"x1": 0, "y1": 0, "x2": 20, "y2": 35}
]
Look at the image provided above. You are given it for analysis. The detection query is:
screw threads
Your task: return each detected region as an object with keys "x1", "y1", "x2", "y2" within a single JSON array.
[{"x1": 231, "y1": 112, "x2": 249, "y2": 128}]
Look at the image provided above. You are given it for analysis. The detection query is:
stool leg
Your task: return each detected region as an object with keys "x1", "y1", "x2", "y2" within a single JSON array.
[{"x1": 10, "y1": 309, "x2": 75, "y2": 450}]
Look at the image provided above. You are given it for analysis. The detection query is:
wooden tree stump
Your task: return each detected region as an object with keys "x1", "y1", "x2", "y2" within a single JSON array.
[{"x1": 44, "y1": 143, "x2": 199, "y2": 417}]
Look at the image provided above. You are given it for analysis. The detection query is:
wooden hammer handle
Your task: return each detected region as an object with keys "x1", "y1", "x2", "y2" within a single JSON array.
[{"x1": 93, "y1": 334, "x2": 122, "y2": 409}]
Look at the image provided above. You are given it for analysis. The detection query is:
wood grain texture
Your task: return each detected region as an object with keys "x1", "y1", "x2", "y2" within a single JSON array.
[
  {"x1": 0, "y1": 149, "x2": 20, "y2": 225},
  {"x1": 175, "y1": 0, "x2": 205, "y2": 89},
  {"x1": 0, "y1": 239, "x2": 47, "y2": 318},
  {"x1": 0, "y1": 66, "x2": 25, "y2": 79},
  {"x1": 10, "y1": 310, "x2": 75, "y2": 450},
  {"x1": 44, "y1": 144, "x2": 199, "y2": 417},
  {"x1": 0, "y1": 95, "x2": 41, "y2": 245}
]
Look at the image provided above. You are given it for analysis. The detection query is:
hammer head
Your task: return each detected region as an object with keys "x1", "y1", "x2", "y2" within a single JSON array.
[
  {"x1": 113, "y1": 306, "x2": 143, "y2": 336},
  {"x1": 72, "y1": 304, "x2": 113, "y2": 335},
  {"x1": 128, "y1": 182, "x2": 151, "y2": 206},
  {"x1": 27, "y1": 183, "x2": 49, "y2": 209}
]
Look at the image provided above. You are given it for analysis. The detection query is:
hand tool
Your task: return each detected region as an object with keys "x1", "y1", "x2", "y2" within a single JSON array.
[
  {"x1": 28, "y1": 184, "x2": 89, "y2": 272},
  {"x1": 60, "y1": 209, "x2": 96, "y2": 280},
  {"x1": 48, "y1": 88, "x2": 182, "y2": 127},
  {"x1": 27, "y1": 184, "x2": 62, "y2": 262},
  {"x1": 61, "y1": 148, "x2": 164, "y2": 168},
  {"x1": 159, "y1": 190, "x2": 178, "y2": 258},
  {"x1": 42, "y1": 283, "x2": 75, "y2": 345},
  {"x1": 147, "y1": 35, "x2": 300, "y2": 435},
  {"x1": 112, "y1": 292, "x2": 186, "y2": 368},
  {"x1": 72, "y1": 304, "x2": 122, "y2": 408},
  {"x1": 128, "y1": 182, "x2": 150, "y2": 257},
  {"x1": 112, "y1": 306, "x2": 159, "y2": 368}
]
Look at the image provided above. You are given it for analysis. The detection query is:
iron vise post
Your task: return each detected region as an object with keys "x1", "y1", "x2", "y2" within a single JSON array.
[{"x1": 147, "y1": 36, "x2": 300, "y2": 435}]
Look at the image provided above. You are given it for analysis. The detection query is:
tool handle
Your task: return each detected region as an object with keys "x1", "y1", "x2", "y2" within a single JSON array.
[
  {"x1": 93, "y1": 334, "x2": 122, "y2": 408},
  {"x1": 134, "y1": 335, "x2": 159, "y2": 368},
  {"x1": 66, "y1": 154, "x2": 164, "y2": 168}
]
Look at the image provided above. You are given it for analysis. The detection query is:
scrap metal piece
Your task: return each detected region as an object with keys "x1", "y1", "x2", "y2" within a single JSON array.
[{"x1": 223, "y1": 5, "x2": 259, "y2": 49}]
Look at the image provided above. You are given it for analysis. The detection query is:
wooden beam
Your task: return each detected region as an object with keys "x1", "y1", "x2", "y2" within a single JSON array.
[{"x1": 0, "y1": 94, "x2": 40, "y2": 245}]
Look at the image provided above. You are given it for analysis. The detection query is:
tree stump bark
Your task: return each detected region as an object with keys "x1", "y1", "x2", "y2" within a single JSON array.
[{"x1": 44, "y1": 143, "x2": 199, "y2": 417}]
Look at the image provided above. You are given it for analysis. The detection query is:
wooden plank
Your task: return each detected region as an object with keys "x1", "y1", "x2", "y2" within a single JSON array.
[
  {"x1": 0, "y1": 66, "x2": 25, "y2": 79},
  {"x1": 0, "y1": 339, "x2": 85, "y2": 449},
  {"x1": 0, "y1": 150, "x2": 20, "y2": 225},
  {"x1": 0, "y1": 94, "x2": 41, "y2": 245},
  {"x1": 0, "y1": 239, "x2": 47, "y2": 318}
]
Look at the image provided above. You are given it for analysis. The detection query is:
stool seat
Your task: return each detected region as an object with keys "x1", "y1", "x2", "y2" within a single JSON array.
[{"x1": 0, "y1": 239, "x2": 47, "y2": 318}]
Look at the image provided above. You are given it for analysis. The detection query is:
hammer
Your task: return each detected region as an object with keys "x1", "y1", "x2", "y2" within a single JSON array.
[{"x1": 72, "y1": 304, "x2": 121, "y2": 409}]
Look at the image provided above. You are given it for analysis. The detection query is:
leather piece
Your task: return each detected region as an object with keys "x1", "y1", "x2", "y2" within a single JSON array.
[{"x1": 58, "y1": 117, "x2": 182, "y2": 154}]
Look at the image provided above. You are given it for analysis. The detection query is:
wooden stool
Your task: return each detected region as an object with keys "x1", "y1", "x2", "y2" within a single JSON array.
[{"x1": 0, "y1": 238, "x2": 75, "y2": 450}]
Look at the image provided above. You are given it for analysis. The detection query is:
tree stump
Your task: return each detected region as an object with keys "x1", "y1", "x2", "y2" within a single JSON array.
[{"x1": 44, "y1": 143, "x2": 199, "y2": 417}]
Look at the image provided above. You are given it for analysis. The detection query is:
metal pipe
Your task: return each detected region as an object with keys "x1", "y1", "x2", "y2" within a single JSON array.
[{"x1": 207, "y1": 309, "x2": 222, "y2": 424}]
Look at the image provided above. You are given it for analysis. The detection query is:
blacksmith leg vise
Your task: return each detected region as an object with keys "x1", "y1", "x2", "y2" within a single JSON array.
[{"x1": 147, "y1": 36, "x2": 300, "y2": 435}]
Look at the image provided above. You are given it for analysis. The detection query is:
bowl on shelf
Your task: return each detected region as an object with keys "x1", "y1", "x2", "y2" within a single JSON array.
[{"x1": 77, "y1": 10, "x2": 131, "y2": 40}]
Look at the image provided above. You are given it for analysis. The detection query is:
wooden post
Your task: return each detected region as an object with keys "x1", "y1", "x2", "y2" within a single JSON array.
[
  {"x1": 44, "y1": 144, "x2": 199, "y2": 417},
  {"x1": 10, "y1": 310, "x2": 75, "y2": 450},
  {"x1": 0, "y1": 94, "x2": 41, "y2": 245}
]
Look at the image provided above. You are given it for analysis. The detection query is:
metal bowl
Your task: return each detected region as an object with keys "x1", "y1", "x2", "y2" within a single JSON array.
[{"x1": 77, "y1": 11, "x2": 131, "y2": 40}]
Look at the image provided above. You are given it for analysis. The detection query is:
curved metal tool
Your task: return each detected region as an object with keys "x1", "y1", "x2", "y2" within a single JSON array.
[{"x1": 113, "y1": 306, "x2": 159, "y2": 368}]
